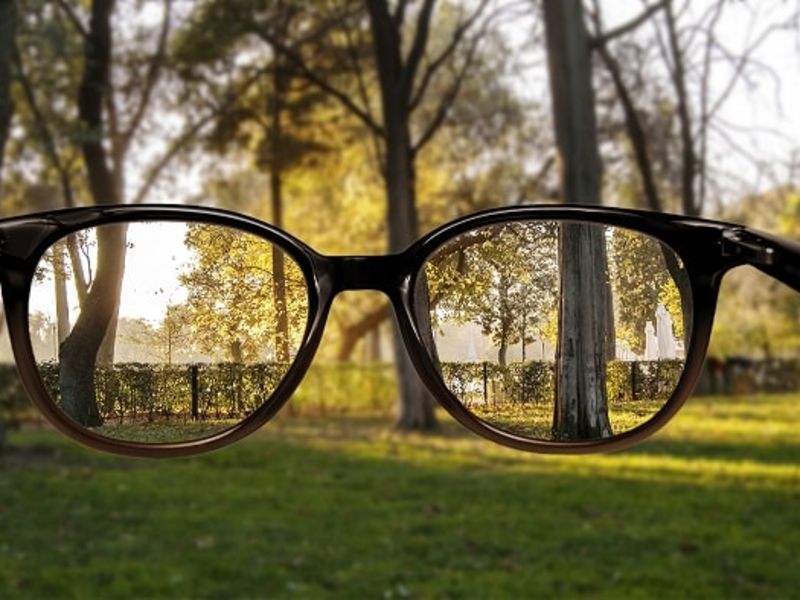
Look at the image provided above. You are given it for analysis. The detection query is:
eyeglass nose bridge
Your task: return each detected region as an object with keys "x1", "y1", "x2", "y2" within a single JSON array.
[{"x1": 326, "y1": 254, "x2": 411, "y2": 295}]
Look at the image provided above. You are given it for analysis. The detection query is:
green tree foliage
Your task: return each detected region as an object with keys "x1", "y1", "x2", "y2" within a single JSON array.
[
  {"x1": 426, "y1": 222, "x2": 558, "y2": 366},
  {"x1": 608, "y1": 228, "x2": 684, "y2": 354},
  {"x1": 179, "y1": 224, "x2": 308, "y2": 363}
]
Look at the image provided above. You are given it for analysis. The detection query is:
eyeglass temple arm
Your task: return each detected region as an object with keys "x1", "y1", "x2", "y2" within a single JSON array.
[{"x1": 722, "y1": 228, "x2": 800, "y2": 293}]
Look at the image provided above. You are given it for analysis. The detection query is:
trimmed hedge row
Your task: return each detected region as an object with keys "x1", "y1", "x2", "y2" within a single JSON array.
[
  {"x1": 39, "y1": 362, "x2": 291, "y2": 422},
  {"x1": 0, "y1": 362, "x2": 396, "y2": 426},
  {"x1": 4, "y1": 357, "x2": 800, "y2": 428},
  {"x1": 441, "y1": 360, "x2": 686, "y2": 407}
]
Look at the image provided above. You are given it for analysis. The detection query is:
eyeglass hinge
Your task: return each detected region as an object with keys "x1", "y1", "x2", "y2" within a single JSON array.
[{"x1": 721, "y1": 229, "x2": 777, "y2": 266}]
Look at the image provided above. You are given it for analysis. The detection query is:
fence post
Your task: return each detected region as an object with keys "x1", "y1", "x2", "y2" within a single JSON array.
[{"x1": 190, "y1": 365, "x2": 199, "y2": 421}]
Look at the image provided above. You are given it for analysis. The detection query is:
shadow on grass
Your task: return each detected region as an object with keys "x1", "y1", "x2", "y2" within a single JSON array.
[
  {"x1": 626, "y1": 437, "x2": 800, "y2": 467},
  {"x1": 1, "y1": 418, "x2": 799, "y2": 599}
]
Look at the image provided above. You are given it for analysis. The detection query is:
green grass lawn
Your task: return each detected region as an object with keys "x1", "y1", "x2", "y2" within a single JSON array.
[{"x1": 1, "y1": 394, "x2": 799, "y2": 599}]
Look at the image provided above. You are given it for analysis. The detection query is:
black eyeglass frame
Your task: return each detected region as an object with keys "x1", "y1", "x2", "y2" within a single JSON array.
[{"x1": 1, "y1": 203, "x2": 798, "y2": 457}]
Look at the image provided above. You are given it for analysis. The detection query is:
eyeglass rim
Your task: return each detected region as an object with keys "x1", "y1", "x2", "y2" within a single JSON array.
[{"x1": 0, "y1": 203, "x2": 769, "y2": 456}]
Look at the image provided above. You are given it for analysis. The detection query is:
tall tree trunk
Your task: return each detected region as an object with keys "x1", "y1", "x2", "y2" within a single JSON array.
[
  {"x1": 230, "y1": 339, "x2": 243, "y2": 363},
  {"x1": 367, "y1": 0, "x2": 438, "y2": 431},
  {"x1": 53, "y1": 243, "x2": 71, "y2": 344},
  {"x1": 270, "y1": 64, "x2": 290, "y2": 364},
  {"x1": 59, "y1": 224, "x2": 126, "y2": 426},
  {"x1": 544, "y1": 0, "x2": 613, "y2": 440},
  {"x1": 553, "y1": 223, "x2": 613, "y2": 439},
  {"x1": 385, "y1": 127, "x2": 438, "y2": 430},
  {"x1": 498, "y1": 275, "x2": 511, "y2": 367},
  {"x1": 59, "y1": 0, "x2": 125, "y2": 427},
  {"x1": 0, "y1": 0, "x2": 14, "y2": 201},
  {"x1": 498, "y1": 331, "x2": 508, "y2": 368},
  {"x1": 96, "y1": 293, "x2": 121, "y2": 365},
  {"x1": 66, "y1": 235, "x2": 90, "y2": 306}
]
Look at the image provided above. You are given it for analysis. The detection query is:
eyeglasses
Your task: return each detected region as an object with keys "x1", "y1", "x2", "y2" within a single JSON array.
[{"x1": 0, "y1": 204, "x2": 795, "y2": 457}]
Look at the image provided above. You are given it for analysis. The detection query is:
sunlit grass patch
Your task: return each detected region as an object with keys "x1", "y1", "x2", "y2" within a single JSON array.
[
  {"x1": 1, "y1": 393, "x2": 799, "y2": 598},
  {"x1": 92, "y1": 418, "x2": 240, "y2": 443},
  {"x1": 469, "y1": 397, "x2": 664, "y2": 439}
]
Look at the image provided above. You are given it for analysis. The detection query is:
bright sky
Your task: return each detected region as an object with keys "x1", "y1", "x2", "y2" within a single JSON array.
[
  {"x1": 29, "y1": 222, "x2": 194, "y2": 325},
  {"x1": 501, "y1": 1, "x2": 800, "y2": 203}
]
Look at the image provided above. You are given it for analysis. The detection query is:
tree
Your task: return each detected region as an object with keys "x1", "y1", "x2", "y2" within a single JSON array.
[
  {"x1": 56, "y1": 0, "x2": 127, "y2": 426},
  {"x1": 589, "y1": 1, "x2": 800, "y2": 216},
  {"x1": 173, "y1": 1, "x2": 332, "y2": 363},
  {"x1": 608, "y1": 228, "x2": 683, "y2": 355},
  {"x1": 543, "y1": 0, "x2": 613, "y2": 440},
  {"x1": 11, "y1": 0, "x2": 259, "y2": 425},
  {"x1": 583, "y1": 1, "x2": 799, "y2": 344},
  {"x1": 426, "y1": 222, "x2": 558, "y2": 366},
  {"x1": 179, "y1": 223, "x2": 308, "y2": 363},
  {"x1": 254, "y1": 0, "x2": 501, "y2": 430}
]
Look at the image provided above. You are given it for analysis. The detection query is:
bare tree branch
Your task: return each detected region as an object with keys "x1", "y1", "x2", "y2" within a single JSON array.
[
  {"x1": 705, "y1": 22, "x2": 790, "y2": 125},
  {"x1": 590, "y1": 0, "x2": 662, "y2": 211},
  {"x1": 401, "y1": 0, "x2": 437, "y2": 99},
  {"x1": 54, "y1": 0, "x2": 88, "y2": 38},
  {"x1": 409, "y1": 0, "x2": 490, "y2": 112},
  {"x1": 121, "y1": 0, "x2": 172, "y2": 149},
  {"x1": 254, "y1": 27, "x2": 384, "y2": 137},
  {"x1": 663, "y1": 0, "x2": 698, "y2": 215},
  {"x1": 394, "y1": 0, "x2": 410, "y2": 28},
  {"x1": 412, "y1": 26, "x2": 484, "y2": 155},
  {"x1": 342, "y1": 24, "x2": 385, "y2": 175},
  {"x1": 131, "y1": 67, "x2": 269, "y2": 205},
  {"x1": 590, "y1": 1, "x2": 666, "y2": 47},
  {"x1": 13, "y1": 47, "x2": 77, "y2": 207},
  {"x1": 697, "y1": 0, "x2": 726, "y2": 209},
  {"x1": 595, "y1": 42, "x2": 663, "y2": 212}
]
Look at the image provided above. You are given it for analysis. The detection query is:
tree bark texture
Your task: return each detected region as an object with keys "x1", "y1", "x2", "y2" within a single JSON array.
[
  {"x1": 553, "y1": 223, "x2": 613, "y2": 439},
  {"x1": 544, "y1": 0, "x2": 613, "y2": 439}
]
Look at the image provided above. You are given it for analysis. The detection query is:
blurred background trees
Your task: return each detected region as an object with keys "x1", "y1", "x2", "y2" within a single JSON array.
[{"x1": 1, "y1": 0, "x2": 799, "y2": 434}]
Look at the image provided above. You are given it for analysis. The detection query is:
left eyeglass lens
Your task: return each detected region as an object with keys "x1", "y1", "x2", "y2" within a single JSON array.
[{"x1": 29, "y1": 221, "x2": 309, "y2": 444}]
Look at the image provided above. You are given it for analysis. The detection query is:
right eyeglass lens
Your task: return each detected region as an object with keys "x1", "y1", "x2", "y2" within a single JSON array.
[
  {"x1": 418, "y1": 220, "x2": 692, "y2": 442},
  {"x1": 28, "y1": 220, "x2": 310, "y2": 444}
]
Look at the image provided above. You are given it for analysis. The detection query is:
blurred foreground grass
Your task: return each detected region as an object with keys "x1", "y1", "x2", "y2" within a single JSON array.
[{"x1": 1, "y1": 394, "x2": 799, "y2": 599}]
